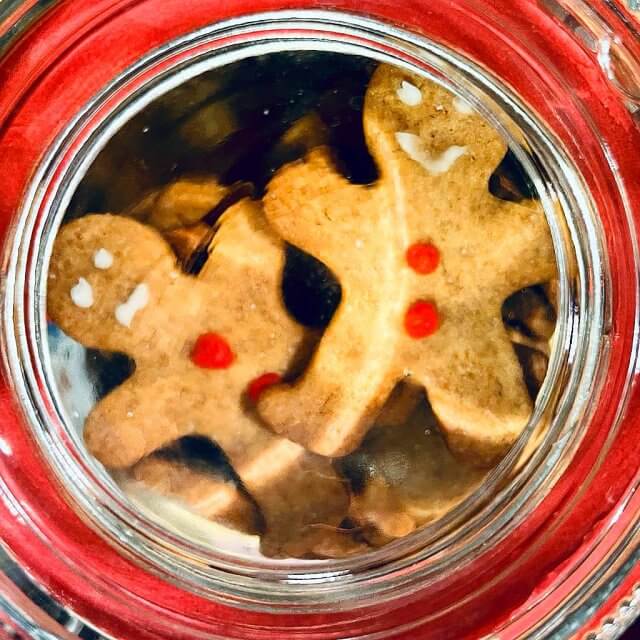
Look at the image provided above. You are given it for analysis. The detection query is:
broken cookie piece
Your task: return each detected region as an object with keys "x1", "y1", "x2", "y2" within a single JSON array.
[
  {"x1": 47, "y1": 202, "x2": 349, "y2": 557},
  {"x1": 259, "y1": 65, "x2": 557, "y2": 465}
]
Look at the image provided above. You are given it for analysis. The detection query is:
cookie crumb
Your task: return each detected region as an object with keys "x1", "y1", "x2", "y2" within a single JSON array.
[
  {"x1": 453, "y1": 96, "x2": 474, "y2": 115},
  {"x1": 115, "y1": 283, "x2": 150, "y2": 327},
  {"x1": 395, "y1": 132, "x2": 467, "y2": 175},
  {"x1": 93, "y1": 248, "x2": 114, "y2": 270},
  {"x1": 396, "y1": 81, "x2": 422, "y2": 106},
  {"x1": 70, "y1": 277, "x2": 94, "y2": 309}
]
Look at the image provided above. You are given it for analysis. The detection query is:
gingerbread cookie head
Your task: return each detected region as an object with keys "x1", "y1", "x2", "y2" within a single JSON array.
[
  {"x1": 365, "y1": 66, "x2": 506, "y2": 194},
  {"x1": 48, "y1": 214, "x2": 198, "y2": 367}
]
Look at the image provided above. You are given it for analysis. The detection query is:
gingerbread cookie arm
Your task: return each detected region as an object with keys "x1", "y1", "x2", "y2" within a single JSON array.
[
  {"x1": 261, "y1": 148, "x2": 410, "y2": 456},
  {"x1": 263, "y1": 147, "x2": 376, "y2": 275},
  {"x1": 482, "y1": 200, "x2": 557, "y2": 299}
]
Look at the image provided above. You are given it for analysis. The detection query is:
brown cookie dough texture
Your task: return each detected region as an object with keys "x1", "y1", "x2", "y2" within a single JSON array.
[
  {"x1": 47, "y1": 202, "x2": 349, "y2": 557},
  {"x1": 258, "y1": 64, "x2": 557, "y2": 466}
]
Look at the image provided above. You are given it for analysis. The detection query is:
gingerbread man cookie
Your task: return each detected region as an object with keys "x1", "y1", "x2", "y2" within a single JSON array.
[
  {"x1": 343, "y1": 400, "x2": 487, "y2": 542},
  {"x1": 259, "y1": 65, "x2": 557, "y2": 465},
  {"x1": 47, "y1": 201, "x2": 349, "y2": 557}
]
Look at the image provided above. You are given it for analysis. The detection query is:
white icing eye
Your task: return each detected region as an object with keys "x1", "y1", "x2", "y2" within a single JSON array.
[
  {"x1": 70, "y1": 278, "x2": 94, "y2": 308},
  {"x1": 115, "y1": 283, "x2": 150, "y2": 328},
  {"x1": 93, "y1": 248, "x2": 114, "y2": 269},
  {"x1": 395, "y1": 132, "x2": 468, "y2": 175},
  {"x1": 396, "y1": 81, "x2": 422, "y2": 106},
  {"x1": 453, "y1": 96, "x2": 474, "y2": 115}
]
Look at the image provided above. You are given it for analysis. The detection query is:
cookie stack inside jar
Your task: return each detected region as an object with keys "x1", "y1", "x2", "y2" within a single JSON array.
[{"x1": 47, "y1": 52, "x2": 557, "y2": 559}]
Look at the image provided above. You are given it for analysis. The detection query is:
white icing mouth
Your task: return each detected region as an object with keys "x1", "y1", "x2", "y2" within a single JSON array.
[
  {"x1": 395, "y1": 132, "x2": 468, "y2": 175},
  {"x1": 115, "y1": 283, "x2": 150, "y2": 327}
]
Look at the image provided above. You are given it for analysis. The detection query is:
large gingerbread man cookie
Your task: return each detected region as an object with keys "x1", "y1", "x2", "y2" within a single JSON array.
[
  {"x1": 258, "y1": 65, "x2": 557, "y2": 465},
  {"x1": 47, "y1": 201, "x2": 349, "y2": 557}
]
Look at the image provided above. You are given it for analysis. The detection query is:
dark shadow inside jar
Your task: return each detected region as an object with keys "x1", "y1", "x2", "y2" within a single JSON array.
[{"x1": 47, "y1": 50, "x2": 559, "y2": 562}]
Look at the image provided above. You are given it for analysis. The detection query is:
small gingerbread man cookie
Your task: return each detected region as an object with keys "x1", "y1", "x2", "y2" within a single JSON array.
[
  {"x1": 47, "y1": 201, "x2": 349, "y2": 557},
  {"x1": 258, "y1": 65, "x2": 557, "y2": 465},
  {"x1": 343, "y1": 400, "x2": 487, "y2": 542}
]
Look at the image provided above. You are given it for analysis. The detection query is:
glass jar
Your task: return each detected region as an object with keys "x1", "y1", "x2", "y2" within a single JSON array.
[{"x1": 0, "y1": 1, "x2": 639, "y2": 638}]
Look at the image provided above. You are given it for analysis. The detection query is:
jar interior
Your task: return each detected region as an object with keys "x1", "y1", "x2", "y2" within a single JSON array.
[{"x1": 45, "y1": 50, "x2": 561, "y2": 563}]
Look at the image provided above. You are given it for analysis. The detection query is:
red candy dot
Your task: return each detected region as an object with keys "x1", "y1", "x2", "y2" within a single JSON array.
[
  {"x1": 405, "y1": 301, "x2": 440, "y2": 339},
  {"x1": 191, "y1": 333, "x2": 235, "y2": 369},
  {"x1": 406, "y1": 242, "x2": 440, "y2": 274},
  {"x1": 247, "y1": 372, "x2": 282, "y2": 404}
]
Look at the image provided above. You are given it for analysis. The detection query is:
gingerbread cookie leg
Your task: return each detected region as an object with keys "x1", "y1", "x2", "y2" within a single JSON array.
[
  {"x1": 261, "y1": 148, "x2": 408, "y2": 456},
  {"x1": 344, "y1": 397, "x2": 486, "y2": 543},
  {"x1": 83, "y1": 372, "x2": 208, "y2": 469},
  {"x1": 406, "y1": 316, "x2": 532, "y2": 466}
]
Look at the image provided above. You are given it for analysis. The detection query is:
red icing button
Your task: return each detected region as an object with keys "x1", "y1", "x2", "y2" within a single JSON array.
[
  {"x1": 406, "y1": 242, "x2": 440, "y2": 274},
  {"x1": 191, "y1": 332, "x2": 235, "y2": 369},
  {"x1": 405, "y1": 301, "x2": 440, "y2": 339},
  {"x1": 247, "y1": 372, "x2": 282, "y2": 404}
]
